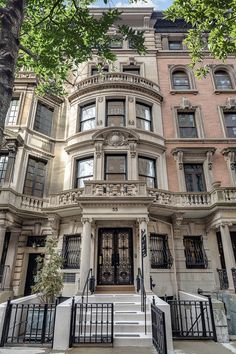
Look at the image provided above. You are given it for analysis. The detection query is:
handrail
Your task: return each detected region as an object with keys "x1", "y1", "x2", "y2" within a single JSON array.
[
  {"x1": 137, "y1": 268, "x2": 147, "y2": 334},
  {"x1": 81, "y1": 268, "x2": 95, "y2": 304}
]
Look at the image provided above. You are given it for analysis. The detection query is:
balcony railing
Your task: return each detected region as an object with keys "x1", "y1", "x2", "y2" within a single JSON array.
[
  {"x1": 68, "y1": 72, "x2": 162, "y2": 100},
  {"x1": 47, "y1": 182, "x2": 236, "y2": 209}
]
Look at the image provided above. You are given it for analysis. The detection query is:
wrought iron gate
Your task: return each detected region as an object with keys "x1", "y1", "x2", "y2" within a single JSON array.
[
  {"x1": 151, "y1": 301, "x2": 167, "y2": 354},
  {"x1": 168, "y1": 298, "x2": 216, "y2": 340},
  {"x1": 97, "y1": 228, "x2": 133, "y2": 285},
  {"x1": 0, "y1": 300, "x2": 57, "y2": 346},
  {"x1": 70, "y1": 300, "x2": 114, "y2": 345}
]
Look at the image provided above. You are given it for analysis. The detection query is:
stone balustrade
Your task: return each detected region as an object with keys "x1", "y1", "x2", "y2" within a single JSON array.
[{"x1": 77, "y1": 72, "x2": 161, "y2": 93}]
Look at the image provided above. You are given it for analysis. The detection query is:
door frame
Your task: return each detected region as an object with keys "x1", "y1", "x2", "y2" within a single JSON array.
[{"x1": 97, "y1": 227, "x2": 134, "y2": 286}]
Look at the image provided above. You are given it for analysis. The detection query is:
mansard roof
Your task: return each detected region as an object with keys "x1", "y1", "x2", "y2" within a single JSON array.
[{"x1": 153, "y1": 11, "x2": 191, "y2": 33}]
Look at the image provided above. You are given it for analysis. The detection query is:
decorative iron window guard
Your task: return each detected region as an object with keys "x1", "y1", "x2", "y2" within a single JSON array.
[
  {"x1": 150, "y1": 234, "x2": 173, "y2": 269},
  {"x1": 183, "y1": 236, "x2": 208, "y2": 269},
  {"x1": 217, "y1": 268, "x2": 229, "y2": 290},
  {"x1": 62, "y1": 234, "x2": 81, "y2": 269}
]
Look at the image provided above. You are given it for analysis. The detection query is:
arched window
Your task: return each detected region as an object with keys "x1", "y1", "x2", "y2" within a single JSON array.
[
  {"x1": 214, "y1": 70, "x2": 232, "y2": 90},
  {"x1": 172, "y1": 70, "x2": 190, "y2": 90}
]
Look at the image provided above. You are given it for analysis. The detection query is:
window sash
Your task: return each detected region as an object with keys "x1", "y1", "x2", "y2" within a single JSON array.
[
  {"x1": 6, "y1": 98, "x2": 19, "y2": 125},
  {"x1": 34, "y1": 102, "x2": 54, "y2": 136},
  {"x1": 184, "y1": 164, "x2": 206, "y2": 192},
  {"x1": 106, "y1": 100, "x2": 125, "y2": 127},
  {"x1": 23, "y1": 158, "x2": 47, "y2": 197},
  {"x1": 138, "y1": 157, "x2": 156, "y2": 188},
  {"x1": 62, "y1": 235, "x2": 81, "y2": 269},
  {"x1": 109, "y1": 36, "x2": 123, "y2": 48},
  {"x1": 76, "y1": 158, "x2": 93, "y2": 188},
  {"x1": 183, "y1": 236, "x2": 208, "y2": 268},
  {"x1": 80, "y1": 103, "x2": 96, "y2": 131},
  {"x1": 224, "y1": 112, "x2": 236, "y2": 137},
  {"x1": 178, "y1": 112, "x2": 198, "y2": 138},
  {"x1": 169, "y1": 41, "x2": 183, "y2": 50},
  {"x1": 105, "y1": 155, "x2": 127, "y2": 180},
  {"x1": 123, "y1": 67, "x2": 140, "y2": 75},
  {"x1": 136, "y1": 103, "x2": 152, "y2": 131},
  {"x1": 215, "y1": 72, "x2": 232, "y2": 89},
  {"x1": 172, "y1": 72, "x2": 190, "y2": 90},
  {"x1": 0, "y1": 155, "x2": 8, "y2": 183}
]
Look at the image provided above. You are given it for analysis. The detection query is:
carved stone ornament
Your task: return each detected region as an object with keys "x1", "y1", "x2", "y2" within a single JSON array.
[
  {"x1": 128, "y1": 96, "x2": 134, "y2": 103},
  {"x1": 206, "y1": 151, "x2": 214, "y2": 170},
  {"x1": 95, "y1": 141, "x2": 103, "y2": 158},
  {"x1": 222, "y1": 148, "x2": 236, "y2": 170},
  {"x1": 105, "y1": 131, "x2": 128, "y2": 147},
  {"x1": 174, "y1": 150, "x2": 183, "y2": 170},
  {"x1": 98, "y1": 97, "x2": 104, "y2": 103}
]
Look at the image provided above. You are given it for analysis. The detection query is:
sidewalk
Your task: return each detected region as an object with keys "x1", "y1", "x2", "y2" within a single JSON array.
[{"x1": 174, "y1": 340, "x2": 236, "y2": 354}]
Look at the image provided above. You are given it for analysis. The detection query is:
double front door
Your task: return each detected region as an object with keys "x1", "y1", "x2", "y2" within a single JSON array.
[{"x1": 97, "y1": 228, "x2": 133, "y2": 285}]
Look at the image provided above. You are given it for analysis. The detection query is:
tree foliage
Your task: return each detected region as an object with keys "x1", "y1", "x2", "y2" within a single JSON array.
[
  {"x1": 32, "y1": 235, "x2": 64, "y2": 303},
  {"x1": 165, "y1": 0, "x2": 236, "y2": 76}
]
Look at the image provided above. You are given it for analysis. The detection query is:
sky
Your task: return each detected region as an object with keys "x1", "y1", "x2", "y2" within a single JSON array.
[{"x1": 92, "y1": 0, "x2": 174, "y2": 11}]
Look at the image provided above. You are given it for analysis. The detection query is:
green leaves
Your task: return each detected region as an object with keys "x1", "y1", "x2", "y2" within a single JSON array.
[{"x1": 165, "y1": 0, "x2": 236, "y2": 77}]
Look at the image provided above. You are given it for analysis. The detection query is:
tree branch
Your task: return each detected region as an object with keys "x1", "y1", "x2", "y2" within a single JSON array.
[
  {"x1": 33, "y1": 0, "x2": 62, "y2": 28},
  {"x1": 19, "y1": 44, "x2": 39, "y2": 60}
]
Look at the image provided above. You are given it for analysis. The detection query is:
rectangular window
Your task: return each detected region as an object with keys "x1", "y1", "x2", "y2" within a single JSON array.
[
  {"x1": 62, "y1": 235, "x2": 81, "y2": 269},
  {"x1": 169, "y1": 41, "x2": 183, "y2": 50},
  {"x1": 79, "y1": 103, "x2": 96, "y2": 131},
  {"x1": 105, "y1": 155, "x2": 127, "y2": 181},
  {"x1": 184, "y1": 164, "x2": 206, "y2": 192},
  {"x1": 0, "y1": 155, "x2": 8, "y2": 183},
  {"x1": 183, "y1": 236, "x2": 208, "y2": 269},
  {"x1": 106, "y1": 100, "x2": 125, "y2": 127},
  {"x1": 75, "y1": 157, "x2": 93, "y2": 188},
  {"x1": 178, "y1": 112, "x2": 197, "y2": 138},
  {"x1": 63, "y1": 273, "x2": 76, "y2": 283},
  {"x1": 138, "y1": 157, "x2": 156, "y2": 188},
  {"x1": 23, "y1": 157, "x2": 47, "y2": 198},
  {"x1": 150, "y1": 234, "x2": 173, "y2": 269},
  {"x1": 123, "y1": 67, "x2": 140, "y2": 75},
  {"x1": 91, "y1": 67, "x2": 109, "y2": 76},
  {"x1": 6, "y1": 98, "x2": 19, "y2": 125},
  {"x1": 109, "y1": 36, "x2": 123, "y2": 48},
  {"x1": 224, "y1": 112, "x2": 236, "y2": 138},
  {"x1": 136, "y1": 103, "x2": 152, "y2": 131},
  {"x1": 33, "y1": 102, "x2": 54, "y2": 137}
]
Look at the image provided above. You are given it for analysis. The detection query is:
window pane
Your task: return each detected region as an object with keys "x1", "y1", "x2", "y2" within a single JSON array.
[
  {"x1": 179, "y1": 127, "x2": 198, "y2": 138},
  {"x1": 0, "y1": 155, "x2": 8, "y2": 183},
  {"x1": 109, "y1": 36, "x2": 123, "y2": 48},
  {"x1": 137, "y1": 119, "x2": 151, "y2": 131},
  {"x1": 224, "y1": 112, "x2": 236, "y2": 137},
  {"x1": 215, "y1": 70, "x2": 232, "y2": 89},
  {"x1": 106, "y1": 156, "x2": 126, "y2": 173},
  {"x1": 178, "y1": 112, "x2": 197, "y2": 138},
  {"x1": 184, "y1": 164, "x2": 206, "y2": 192},
  {"x1": 106, "y1": 174, "x2": 126, "y2": 181},
  {"x1": 23, "y1": 158, "x2": 47, "y2": 197},
  {"x1": 107, "y1": 101, "x2": 125, "y2": 115},
  {"x1": 123, "y1": 67, "x2": 140, "y2": 75},
  {"x1": 139, "y1": 175, "x2": 155, "y2": 188},
  {"x1": 6, "y1": 98, "x2": 19, "y2": 125},
  {"x1": 81, "y1": 120, "x2": 96, "y2": 131},
  {"x1": 91, "y1": 67, "x2": 108, "y2": 76},
  {"x1": 34, "y1": 102, "x2": 54, "y2": 136},
  {"x1": 139, "y1": 158, "x2": 155, "y2": 177},
  {"x1": 169, "y1": 41, "x2": 182, "y2": 50},
  {"x1": 136, "y1": 104, "x2": 151, "y2": 120},
  {"x1": 172, "y1": 71, "x2": 190, "y2": 90},
  {"x1": 76, "y1": 158, "x2": 93, "y2": 188},
  {"x1": 81, "y1": 105, "x2": 95, "y2": 121},
  {"x1": 107, "y1": 116, "x2": 124, "y2": 127}
]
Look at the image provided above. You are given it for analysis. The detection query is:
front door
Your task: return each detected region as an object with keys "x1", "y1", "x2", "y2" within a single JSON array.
[
  {"x1": 97, "y1": 228, "x2": 133, "y2": 285},
  {"x1": 24, "y1": 253, "x2": 44, "y2": 296}
]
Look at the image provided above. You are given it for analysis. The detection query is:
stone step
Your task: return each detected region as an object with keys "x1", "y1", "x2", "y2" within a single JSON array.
[
  {"x1": 114, "y1": 310, "x2": 151, "y2": 321},
  {"x1": 87, "y1": 294, "x2": 141, "y2": 303},
  {"x1": 114, "y1": 321, "x2": 152, "y2": 333},
  {"x1": 114, "y1": 333, "x2": 152, "y2": 347}
]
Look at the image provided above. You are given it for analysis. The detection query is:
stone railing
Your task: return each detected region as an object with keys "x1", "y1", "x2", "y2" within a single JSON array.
[
  {"x1": 77, "y1": 72, "x2": 161, "y2": 94},
  {"x1": 47, "y1": 183, "x2": 236, "y2": 209},
  {"x1": 0, "y1": 188, "x2": 48, "y2": 213}
]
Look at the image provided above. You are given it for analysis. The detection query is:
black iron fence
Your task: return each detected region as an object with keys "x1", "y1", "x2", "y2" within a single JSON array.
[
  {"x1": 168, "y1": 299, "x2": 216, "y2": 340},
  {"x1": 70, "y1": 299, "x2": 113, "y2": 346},
  {"x1": 151, "y1": 299, "x2": 167, "y2": 354},
  {"x1": 0, "y1": 301, "x2": 57, "y2": 346},
  {"x1": 232, "y1": 268, "x2": 236, "y2": 291}
]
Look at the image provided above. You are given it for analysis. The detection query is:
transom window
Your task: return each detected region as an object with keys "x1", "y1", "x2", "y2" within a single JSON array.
[
  {"x1": 105, "y1": 155, "x2": 127, "y2": 181},
  {"x1": 224, "y1": 112, "x2": 236, "y2": 138},
  {"x1": 75, "y1": 157, "x2": 93, "y2": 188},
  {"x1": 0, "y1": 155, "x2": 8, "y2": 183},
  {"x1": 62, "y1": 234, "x2": 81, "y2": 269},
  {"x1": 91, "y1": 67, "x2": 108, "y2": 76},
  {"x1": 79, "y1": 103, "x2": 96, "y2": 132},
  {"x1": 183, "y1": 236, "x2": 208, "y2": 269},
  {"x1": 177, "y1": 112, "x2": 198, "y2": 138},
  {"x1": 106, "y1": 100, "x2": 125, "y2": 127},
  {"x1": 172, "y1": 70, "x2": 190, "y2": 90},
  {"x1": 136, "y1": 103, "x2": 152, "y2": 131},
  {"x1": 123, "y1": 66, "x2": 140, "y2": 75},
  {"x1": 184, "y1": 164, "x2": 206, "y2": 192},
  {"x1": 138, "y1": 157, "x2": 157, "y2": 188},
  {"x1": 214, "y1": 70, "x2": 232, "y2": 90},
  {"x1": 150, "y1": 234, "x2": 173, "y2": 269},
  {"x1": 169, "y1": 41, "x2": 183, "y2": 50},
  {"x1": 23, "y1": 157, "x2": 47, "y2": 198},
  {"x1": 33, "y1": 102, "x2": 54, "y2": 137},
  {"x1": 6, "y1": 98, "x2": 19, "y2": 125}
]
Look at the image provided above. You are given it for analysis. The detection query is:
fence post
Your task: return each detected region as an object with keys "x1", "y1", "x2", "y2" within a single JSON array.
[
  {"x1": 208, "y1": 297, "x2": 217, "y2": 341},
  {"x1": 162, "y1": 311, "x2": 168, "y2": 354},
  {"x1": 41, "y1": 304, "x2": 48, "y2": 344},
  {"x1": 69, "y1": 297, "x2": 75, "y2": 348},
  {"x1": 200, "y1": 302, "x2": 207, "y2": 337},
  {"x1": 0, "y1": 299, "x2": 12, "y2": 346}
]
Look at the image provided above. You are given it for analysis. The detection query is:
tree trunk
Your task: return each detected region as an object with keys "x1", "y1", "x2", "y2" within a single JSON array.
[{"x1": 0, "y1": 0, "x2": 24, "y2": 145}]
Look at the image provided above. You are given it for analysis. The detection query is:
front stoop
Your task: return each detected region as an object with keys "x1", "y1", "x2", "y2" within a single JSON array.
[{"x1": 87, "y1": 293, "x2": 152, "y2": 347}]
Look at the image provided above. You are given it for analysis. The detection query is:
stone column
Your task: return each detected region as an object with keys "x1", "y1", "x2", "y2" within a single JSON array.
[
  {"x1": 138, "y1": 218, "x2": 151, "y2": 291},
  {"x1": 4, "y1": 228, "x2": 20, "y2": 290},
  {"x1": 0, "y1": 225, "x2": 6, "y2": 263},
  {"x1": 220, "y1": 223, "x2": 235, "y2": 290},
  {"x1": 79, "y1": 218, "x2": 92, "y2": 292},
  {"x1": 4, "y1": 143, "x2": 16, "y2": 184}
]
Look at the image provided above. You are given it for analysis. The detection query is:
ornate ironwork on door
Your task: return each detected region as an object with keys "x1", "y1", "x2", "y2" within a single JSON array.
[{"x1": 97, "y1": 228, "x2": 133, "y2": 285}]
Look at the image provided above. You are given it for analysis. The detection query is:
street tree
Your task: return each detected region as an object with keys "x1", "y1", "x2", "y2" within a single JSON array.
[
  {"x1": 0, "y1": 0, "x2": 145, "y2": 143},
  {"x1": 165, "y1": 0, "x2": 236, "y2": 76}
]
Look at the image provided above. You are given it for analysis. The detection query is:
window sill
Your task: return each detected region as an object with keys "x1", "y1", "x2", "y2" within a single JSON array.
[
  {"x1": 170, "y1": 90, "x2": 198, "y2": 95},
  {"x1": 214, "y1": 89, "x2": 236, "y2": 94}
]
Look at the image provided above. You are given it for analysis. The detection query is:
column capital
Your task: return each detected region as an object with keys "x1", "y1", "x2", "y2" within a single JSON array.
[
  {"x1": 81, "y1": 217, "x2": 93, "y2": 225},
  {"x1": 218, "y1": 222, "x2": 233, "y2": 229},
  {"x1": 137, "y1": 217, "x2": 149, "y2": 224}
]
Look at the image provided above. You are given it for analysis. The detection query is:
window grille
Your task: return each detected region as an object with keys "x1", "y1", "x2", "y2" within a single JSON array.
[
  {"x1": 183, "y1": 236, "x2": 208, "y2": 269},
  {"x1": 63, "y1": 273, "x2": 76, "y2": 283},
  {"x1": 62, "y1": 235, "x2": 81, "y2": 269},
  {"x1": 150, "y1": 234, "x2": 173, "y2": 269}
]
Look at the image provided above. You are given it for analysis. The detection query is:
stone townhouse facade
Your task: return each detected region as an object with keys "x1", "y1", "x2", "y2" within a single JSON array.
[{"x1": 0, "y1": 8, "x2": 235, "y2": 301}]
